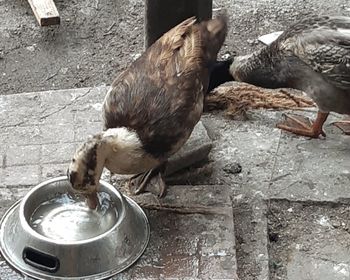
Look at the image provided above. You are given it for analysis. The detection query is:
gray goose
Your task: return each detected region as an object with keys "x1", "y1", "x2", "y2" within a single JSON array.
[
  {"x1": 212, "y1": 15, "x2": 350, "y2": 138},
  {"x1": 67, "y1": 16, "x2": 228, "y2": 207}
]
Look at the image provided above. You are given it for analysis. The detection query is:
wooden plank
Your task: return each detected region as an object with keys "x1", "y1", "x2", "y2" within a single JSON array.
[{"x1": 27, "y1": 0, "x2": 60, "y2": 26}]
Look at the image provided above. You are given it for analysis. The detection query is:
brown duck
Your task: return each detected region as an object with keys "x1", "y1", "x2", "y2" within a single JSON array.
[
  {"x1": 212, "y1": 15, "x2": 350, "y2": 138},
  {"x1": 67, "y1": 16, "x2": 228, "y2": 204}
]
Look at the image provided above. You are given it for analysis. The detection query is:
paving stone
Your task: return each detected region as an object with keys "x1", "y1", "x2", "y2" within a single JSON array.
[
  {"x1": 39, "y1": 89, "x2": 76, "y2": 106},
  {"x1": 0, "y1": 187, "x2": 31, "y2": 203},
  {"x1": 72, "y1": 89, "x2": 105, "y2": 141},
  {"x1": 199, "y1": 255, "x2": 238, "y2": 279},
  {"x1": 131, "y1": 254, "x2": 199, "y2": 279},
  {"x1": 201, "y1": 114, "x2": 281, "y2": 187},
  {"x1": 269, "y1": 201, "x2": 350, "y2": 280},
  {"x1": 6, "y1": 145, "x2": 41, "y2": 166},
  {"x1": 0, "y1": 93, "x2": 42, "y2": 127},
  {"x1": 39, "y1": 107, "x2": 75, "y2": 125},
  {"x1": 0, "y1": 183, "x2": 237, "y2": 280},
  {"x1": 201, "y1": 113, "x2": 283, "y2": 280},
  {"x1": 0, "y1": 168, "x2": 4, "y2": 187},
  {"x1": 75, "y1": 121, "x2": 103, "y2": 142},
  {"x1": 133, "y1": 183, "x2": 230, "y2": 205},
  {"x1": 0, "y1": 260, "x2": 26, "y2": 280},
  {"x1": 41, "y1": 163, "x2": 69, "y2": 180},
  {"x1": 41, "y1": 142, "x2": 77, "y2": 164},
  {"x1": 39, "y1": 87, "x2": 103, "y2": 106},
  {"x1": 124, "y1": 207, "x2": 236, "y2": 279},
  {"x1": 0, "y1": 155, "x2": 4, "y2": 169},
  {"x1": 70, "y1": 86, "x2": 108, "y2": 106},
  {"x1": 166, "y1": 121, "x2": 213, "y2": 176},
  {"x1": 7, "y1": 85, "x2": 350, "y2": 279},
  {"x1": 287, "y1": 249, "x2": 350, "y2": 280},
  {"x1": 269, "y1": 133, "x2": 350, "y2": 201},
  {"x1": 0, "y1": 130, "x2": 11, "y2": 150},
  {"x1": 74, "y1": 104, "x2": 104, "y2": 123},
  {"x1": 7, "y1": 125, "x2": 42, "y2": 146},
  {"x1": 112, "y1": 184, "x2": 238, "y2": 279},
  {"x1": 41, "y1": 123, "x2": 75, "y2": 144},
  {"x1": 3, "y1": 165, "x2": 40, "y2": 187}
]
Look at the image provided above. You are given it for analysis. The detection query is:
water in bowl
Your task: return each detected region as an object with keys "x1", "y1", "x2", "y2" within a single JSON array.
[{"x1": 29, "y1": 192, "x2": 118, "y2": 241}]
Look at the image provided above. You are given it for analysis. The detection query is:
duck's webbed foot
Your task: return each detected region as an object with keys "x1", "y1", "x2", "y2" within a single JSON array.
[
  {"x1": 276, "y1": 112, "x2": 329, "y2": 138},
  {"x1": 332, "y1": 118, "x2": 350, "y2": 135},
  {"x1": 128, "y1": 163, "x2": 167, "y2": 198}
]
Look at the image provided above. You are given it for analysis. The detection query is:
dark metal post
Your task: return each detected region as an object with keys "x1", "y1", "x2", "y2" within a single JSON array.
[{"x1": 145, "y1": 0, "x2": 213, "y2": 48}]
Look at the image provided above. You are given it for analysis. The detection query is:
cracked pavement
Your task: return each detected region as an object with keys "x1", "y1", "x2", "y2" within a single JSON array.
[{"x1": 0, "y1": 86, "x2": 349, "y2": 279}]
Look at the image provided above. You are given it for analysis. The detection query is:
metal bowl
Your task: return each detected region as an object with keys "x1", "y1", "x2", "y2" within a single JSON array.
[{"x1": 0, "y1": 176, "x2": 150, "y2": 280}]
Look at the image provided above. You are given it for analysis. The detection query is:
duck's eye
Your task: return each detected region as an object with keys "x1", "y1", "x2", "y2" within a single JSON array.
[{"x1": 72, "y1": 158, "x2": 76, "y2": 163}]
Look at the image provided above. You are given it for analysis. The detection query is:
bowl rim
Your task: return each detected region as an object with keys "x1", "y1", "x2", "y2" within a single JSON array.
[
  {"x1": 0, "y1": 191, "x2": 150, "y2": 280},
  {"x1": 18, "y1": 176, "x2": 127, "y2": 245}
]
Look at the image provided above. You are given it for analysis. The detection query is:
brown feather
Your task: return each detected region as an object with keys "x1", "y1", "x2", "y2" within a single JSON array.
[{"x1": 103, "y1": 15, "x2": 228, "y2": 158}]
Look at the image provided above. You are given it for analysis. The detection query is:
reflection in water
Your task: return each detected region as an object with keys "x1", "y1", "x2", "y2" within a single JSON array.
[{"x1": 29, "y1": 192, "x2": 118, "y2": 241}]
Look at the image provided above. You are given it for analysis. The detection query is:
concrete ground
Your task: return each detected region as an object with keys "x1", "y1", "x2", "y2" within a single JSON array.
[
  {"x1": 0, "y1": 87, "x2": 238, "y2": 280},
  {"x1": 0, "y1": 86, "x2": 349, "y2": 279}
]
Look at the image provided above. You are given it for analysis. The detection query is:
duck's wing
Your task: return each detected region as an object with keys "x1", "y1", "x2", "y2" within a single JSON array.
[
  {"x1": 103, "y1": 16, "x2": 227, "y2": 158},
  {"x1": 274, "y1": 16, "x2": 350, "y2": 90}
]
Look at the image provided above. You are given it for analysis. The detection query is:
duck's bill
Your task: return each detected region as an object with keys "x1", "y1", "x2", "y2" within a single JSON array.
[
  {"x1": 85, "y1": 192, "x2": 99, "y2": 209},
  {"x1": 66, "y1": 183, "x2": 99, "y2": 209}
]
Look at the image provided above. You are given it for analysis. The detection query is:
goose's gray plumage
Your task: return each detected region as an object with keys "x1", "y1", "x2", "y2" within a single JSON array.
[{"x1": 213, "y1": 15, "x2": 350, "y2": 138}]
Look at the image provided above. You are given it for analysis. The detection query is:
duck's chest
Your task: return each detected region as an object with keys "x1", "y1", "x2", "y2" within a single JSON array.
[
  {"x1": 105, "y1": 150, "x2": 161, "y2": 175},
  {"x1": 308, "y1": 87, "x2": 350, "y2": 114}
]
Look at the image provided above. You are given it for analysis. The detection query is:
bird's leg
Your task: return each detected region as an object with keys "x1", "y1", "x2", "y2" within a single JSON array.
[
  {"x1": 332, "y1": 116, "x2": 350, "y2": 135},
  {"x1": 128, "y1": 162, "x2": 167, "y2": 197},
  {"x1": 149, "y1": 170, "x2": 167, "y2": 198},
  {"x1": 276, "y1": 111, "x2": 329, "y2": 138},
  {"x1": 128, "y1": 170, "x2": 154, "y2": 193}
]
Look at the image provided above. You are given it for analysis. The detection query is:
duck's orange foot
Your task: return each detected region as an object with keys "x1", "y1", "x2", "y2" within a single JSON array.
[
  {"x1": 332, "y1": 120, "x2": 350, "y2": 135},
  {"x1": 276, "y1": 113, "x2": 326, "y2": 138}
]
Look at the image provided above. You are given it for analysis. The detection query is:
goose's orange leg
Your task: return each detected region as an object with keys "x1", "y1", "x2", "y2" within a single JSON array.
[{"x1": 277, "y1": 111, "x2": 329, "y2": 138}]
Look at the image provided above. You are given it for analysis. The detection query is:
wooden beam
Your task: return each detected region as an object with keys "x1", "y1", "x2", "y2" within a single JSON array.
[{"x1": 27, "y1": 0, "x2": 60, "y2": 26}]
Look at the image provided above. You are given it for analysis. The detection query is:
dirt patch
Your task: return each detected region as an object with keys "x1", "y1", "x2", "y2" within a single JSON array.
[
  {"x1": 0, "y1": 0, "x2": 144, "y2": 95},
  {"x1": 1, "y1": 0, "x2": 349, "y2": 95}
]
